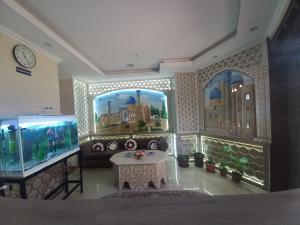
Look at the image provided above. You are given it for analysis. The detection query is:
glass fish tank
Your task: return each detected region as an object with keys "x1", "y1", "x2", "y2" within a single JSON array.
[{"x1": 0, "y1": 115, "x2": 79, "y2": 177}]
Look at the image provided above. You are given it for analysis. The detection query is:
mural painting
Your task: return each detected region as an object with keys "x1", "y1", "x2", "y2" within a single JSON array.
[
  {"x1": 94, "y1": 89, "x2": 168, "y2": 134},
  {"x1": 204, "y1": 70, "x2": 256, "y2": 139}
]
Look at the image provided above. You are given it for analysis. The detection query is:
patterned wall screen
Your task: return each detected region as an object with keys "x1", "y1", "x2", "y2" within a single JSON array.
[
  {"x1": 73, "y1": 79, "x2": 89, "y2": 136},
  {"x1": 89, "y1": 78, "x2": 172, "y2": 96},
  {"x1": 175, "y1": 72, "x2": 199, "y2": 133}
]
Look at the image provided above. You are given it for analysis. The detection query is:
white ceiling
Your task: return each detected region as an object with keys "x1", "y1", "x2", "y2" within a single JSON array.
[{"x1": 0, "y1": 0, "x2": 287, "y2": 81}]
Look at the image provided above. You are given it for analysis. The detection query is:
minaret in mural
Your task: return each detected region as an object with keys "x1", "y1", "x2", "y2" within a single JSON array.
[
  {"x1": 224, "y1": 71, "x2": 232, "y2": 129},
  {"x1": 136, "y1": 90, "x2": 142, "y2": 121},
  {"x1": 107, "y1": 101, "x2": 111, "y2": 114}
]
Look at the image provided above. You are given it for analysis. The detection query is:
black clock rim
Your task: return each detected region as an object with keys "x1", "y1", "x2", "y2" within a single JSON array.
[{"x1": 13, "y1": 44, "x2": 36, "y2": 69}]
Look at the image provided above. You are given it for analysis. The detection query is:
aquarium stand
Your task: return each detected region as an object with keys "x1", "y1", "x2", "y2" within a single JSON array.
[{"x1": 0, "y1": 150, "x2": 83, "y2": 199}]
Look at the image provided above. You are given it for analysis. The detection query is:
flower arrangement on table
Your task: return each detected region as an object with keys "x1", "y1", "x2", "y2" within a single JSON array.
[{"x1": 134, "y1": 150, "x2": 145, "y2": 160}]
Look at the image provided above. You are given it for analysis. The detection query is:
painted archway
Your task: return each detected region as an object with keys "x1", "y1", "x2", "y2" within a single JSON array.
[
  {"x1": 203, "y1": 69, "x2": 256, "y2": 139},
  {"x1": 93, "y1": 89, "x2": 168, "y2": 134}
]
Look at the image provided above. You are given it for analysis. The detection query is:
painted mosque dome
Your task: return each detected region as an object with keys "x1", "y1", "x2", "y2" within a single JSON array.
[
  {"x1": 209, "y1": 88, "x2": 222, "y2": 100},
  {"x1": 126, "y1": 96, "x2": 136, "y2": 105},
  {"x1": 230, "y1": 75, "x2": 244, "y2": 85}
]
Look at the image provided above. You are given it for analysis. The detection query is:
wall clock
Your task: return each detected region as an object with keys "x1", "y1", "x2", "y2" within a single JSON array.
[{"x1": 13, "y1": 45, "x2": 36, "y2": 68}]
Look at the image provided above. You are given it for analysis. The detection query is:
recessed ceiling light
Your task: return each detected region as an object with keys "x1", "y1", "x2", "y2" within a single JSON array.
[
  {"x1": 135, "y1": 54, "x2": 139, "y2": 58},
  {"x1": 250, "y1": 26, "x2": 259, "y2": 32},
  {"x1": 127, "y1": 64, "x2": 134, "y2": 68},
  {"x1": 44, "y1": 42, "x2": 53, "y2": 47}
]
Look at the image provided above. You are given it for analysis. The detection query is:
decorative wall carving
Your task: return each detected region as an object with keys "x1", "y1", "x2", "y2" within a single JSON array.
[
  {"x1": 88, "y1": 78, "x2": 172, "y2": 96},
  {"x1": 73, "y1": 79, "x2": 89, "y2": 136},
  {"x1": 176, "y1": 135, "x2": 198, "y2": 155},
  {"x1": 198, "y1": 43, "x2": 271, "y2": 143},
  {"x1": 175, "y1": 72, "x2": 199, "y2": 133},
  {"x1": 201, "y1": 135, "x2": 265, "y2": 187}
]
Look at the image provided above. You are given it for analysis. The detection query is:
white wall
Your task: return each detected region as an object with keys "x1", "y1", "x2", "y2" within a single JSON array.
[
  {"x1": 59, "y1": 78, "x2": 75, "y2": 115},
  {"x1": 0, "y1": 31, "x2": 60, "y2": 118}
]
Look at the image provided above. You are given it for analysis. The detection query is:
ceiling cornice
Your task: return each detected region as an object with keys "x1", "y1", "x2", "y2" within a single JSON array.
[
  {"x1": 265, "y1": 0, "x2": 291, "y2": 39},
  {"x1": 0, "y1": 24, "x2": 61, "y2": 63},
  {"x1": 2, "y1": 0, "x2": 105, "y2": 77}
]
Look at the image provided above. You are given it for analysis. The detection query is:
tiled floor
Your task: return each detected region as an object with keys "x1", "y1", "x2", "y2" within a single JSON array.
[{"x1": 68, "y1": 156, "x2": 265, "y2": 199}]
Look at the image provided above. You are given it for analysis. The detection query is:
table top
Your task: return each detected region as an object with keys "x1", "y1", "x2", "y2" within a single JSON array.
[
  {"x1": 2, "y1": 189, "x2": 300, "y2": 225},
  {"x1": 110, "y1": 150, "x2": 167, "y2": 165}
]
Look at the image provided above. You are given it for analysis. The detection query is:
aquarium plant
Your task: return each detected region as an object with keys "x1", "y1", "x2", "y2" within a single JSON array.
[
  {"x1": 37, "y1": 138, "x2": 49, "y2": 161},
  {"x1": 8, "y1": 125, "x2": 17, "y2": 154},
  {"x1": 65, "y1": 126, "x2": 72, "y2": 149}
]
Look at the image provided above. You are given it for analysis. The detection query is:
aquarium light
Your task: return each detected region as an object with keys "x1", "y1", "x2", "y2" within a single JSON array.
[{"x1": 20, "y1": 121, "x2": 65, "y2": 128}]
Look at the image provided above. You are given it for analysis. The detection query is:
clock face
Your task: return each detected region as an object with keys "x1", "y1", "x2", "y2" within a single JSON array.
[{"x1": 13, "y1": 45, "x2": 36, "y2": 68}]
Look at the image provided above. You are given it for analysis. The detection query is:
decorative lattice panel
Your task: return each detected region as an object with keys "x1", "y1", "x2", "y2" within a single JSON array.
[
  {"x1": 73, "y1": 79, "x2": 89, "y2": 136},
  {"x1": 177, "y1": 135, "x2": 198, "y2": 155},
  {"x1": 198, "y1": 44, "x2": 262, "y2": 83},
  {"x1": 198, "y1": 42, "x2": 271, "y2": 143},
  {"x1": 175, "y1": 72, "x2": 199, "y2": 133},
  {"x1": 201, "y1": 135, "x2": 264, "y2": 187},
  {"x1": 88, "y1": 78, "x2": 172, "y2": 96}
]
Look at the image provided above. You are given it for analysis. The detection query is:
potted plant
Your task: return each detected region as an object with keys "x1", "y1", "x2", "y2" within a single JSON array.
[
  {"x1": 219, "y1": 161, "x2": 228, "y2": 177},
  {"x1": 230, "y1": 156, "x2": 249, "y2": 183},
  {"x1": 218, "y1": 145, "x2": 232, "y2": 177},
  {"x1": 205, "y1": 156, "x2": 215, "y2": 172},
  {"x1": 193, "y1": 152, "x2": 204, "y2": 168},
  {"x1": 177, "y1": 154, "x2": 189, "y2": 168}
]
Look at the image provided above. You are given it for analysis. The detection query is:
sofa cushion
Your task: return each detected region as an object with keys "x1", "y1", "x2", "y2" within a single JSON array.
[
  {"x1": 124, "y1": 139, "x2": 137, "y2": 151},
  {"x1": 107, "y1": 141, "x2": 119, "y2": 151},
  {"x1": 148, "y1": 140, "x2": 159, "y2": 150},
  {"x1": 92, "y1": 142, "x2": 105, "y2": 152}
]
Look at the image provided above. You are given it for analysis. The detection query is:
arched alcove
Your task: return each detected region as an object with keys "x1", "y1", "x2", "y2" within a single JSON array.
[
  {"x1": 93, "y1": 89, "x2": 168, "y2": 134},
  {"x1": 203, "y1": 69, "x2": 256, "y2": 139}
]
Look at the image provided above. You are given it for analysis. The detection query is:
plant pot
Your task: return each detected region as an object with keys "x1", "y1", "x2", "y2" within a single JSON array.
[
  {"x1": 178, "y1": 159, "x2": 189, "y2": 168},
  {"x1": 194, "y1": 153, "x2": 204, "y2": 168},
  {"x1": 232, "y1": 171, "x2": 242, "y2": 183},
  {"x1": 205, "y1": 162, "x2": 215, "y2": 172},
  {"x1": 219, "y1": 169, "x2": 227, "y2": 177}
]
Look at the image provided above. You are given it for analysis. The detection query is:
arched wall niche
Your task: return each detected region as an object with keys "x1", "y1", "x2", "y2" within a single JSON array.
[
  {"x1": 203, "y1": 69, "x2": 256, "y2": 140},
  {"x1": 92, "y1": 88, "x2": 169, "y2": 135}
]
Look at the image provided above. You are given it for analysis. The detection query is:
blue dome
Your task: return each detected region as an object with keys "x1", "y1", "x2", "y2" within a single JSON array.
[
  {"x1": 209, "y1": 88, "x2": 222, "y2": 100},
  {"x1": 230, "y1": 75, "x2": 243, "y2": 85},
  {"x1": 126, "y1": 96, "x2": 136, "y2": 105}
]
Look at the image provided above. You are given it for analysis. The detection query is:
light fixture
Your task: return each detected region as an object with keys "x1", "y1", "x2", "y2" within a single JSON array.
[
  {"x1": 250, "y1": 26, "x2": 258, "y2": 32},
  {"x1": 127, "y1": 64, "x2": 134, "y2": 68},
  {"x1": 44, "y1": 42, "x2": 53, "y2": 47}
]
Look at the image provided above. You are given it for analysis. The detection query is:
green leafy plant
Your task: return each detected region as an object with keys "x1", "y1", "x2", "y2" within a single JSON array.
[
  {"x1": 219, "y1": 161, "x2": 227, "y2": 171},
  {"x1": 222, "y1": 144, "x2": 249, "y2": 176},
  {"x1": 177, "y1": 154, "x2": 189, "y2": 161},
  {"x1": 206, "y1": 156, "x2": 215, "y2": 164},
  {"x1": 230, "y1": 156, "x2": 249, "y2": 175},
  {"x1": 219, "y1": 144, "x2": 232, "y2": 171}
]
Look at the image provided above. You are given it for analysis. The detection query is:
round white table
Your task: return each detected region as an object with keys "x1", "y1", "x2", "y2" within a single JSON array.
[{"x1": 110, "y1": 151, "x2": 168, "y2": 190}]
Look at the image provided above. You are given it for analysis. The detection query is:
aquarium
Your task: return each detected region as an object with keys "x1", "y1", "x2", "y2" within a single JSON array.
[{"x1": 0, "y1": 115, "x2": 79, "y2": 177}]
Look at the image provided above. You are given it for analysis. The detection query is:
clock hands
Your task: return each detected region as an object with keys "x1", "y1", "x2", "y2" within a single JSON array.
[{"x1": 22, "y1": 51, "x2": 31, "y2": 66}]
